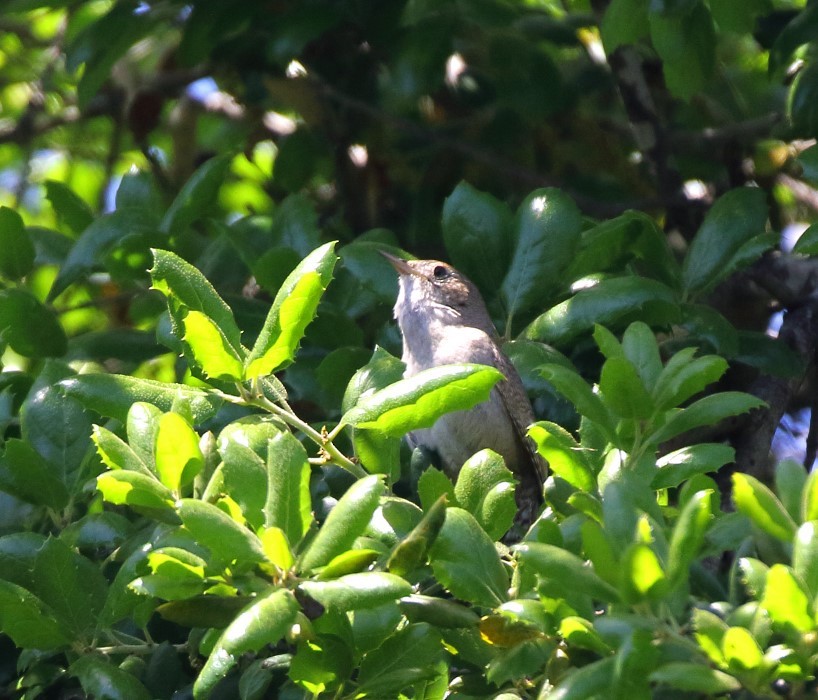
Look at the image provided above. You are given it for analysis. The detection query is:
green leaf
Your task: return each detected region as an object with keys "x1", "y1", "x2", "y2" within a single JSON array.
[
  {"x1": 59, "y1": 374, "x2": 222, "y2": 425},
  {"x1": 299, "y1": 572, "x2": 411, "y2": 611},
  {"x1": 264, "y1": 431, "x2": 312, "y2": 546},
  {"x1": 620, "y1": 543, "x2": 668, "y2": 602},
  {"x1": 775, "y1": 458, "x2": 808, "y2": 521},
  {"x1": 760, "y1": 564, "x2": 813, "y2": 633},
  {"x1": 246, "y1": 242, "x2": 338, "y2": 378},
  {"x1": 96, "y1": 471, "x2": 176, "y2": 513},
  {"x1": 44, "y1": 180, "x2": 94, "y2": 234},
  {"x1": 341, "y1": 363, "x2": 504, "y2": 436},
  {"x1": 599, "y1": 356, "x2": 654, "y2": 419},
  {"x1": 681, "y1": 188, "x2": 768, "y2": 297},
  {"x1": 160, "y1": 154, "x2": 232, "y2": 234},
  {"x1": 150, "y1": 248, "x2": 243, "y2": 356},
  {"x1": 650, "y1": 1, "x2": 716, "y2": 101},
  {"x1": 48, "y1": 208, "x2": 158, "y2": 301},
  {"x1": 454, "y1": 449, "x2": 517, "y2": 540},
  {"x1": 622, "y1": 321, "x2": 663, "y2": 388},
  {"x1": 387, "y1": 495, "x2": 448, "y2": 576},
  {"x1": 71, "y1": 655, "x2": 152, "y2": 700},
  {"x1": 769, "y1": 2, "x2": 818, "y2": 75},
  {"x1": 789, "y1": 61, "x2": 818, "y2": 138},
  {"x1": 580, "y1": 520, "x2": 619, "y2": 588},
  {"x1": 793, "y1": 521, "x2": 818, "y2": 597},
  {"x1": 803, "y1": 469, "x2": 818, "y2": 522},
  {"x1": 22, "y1": 379, "x2": 91, "y2": 492},
  {"x1": 667, "y1": 490, "x2": 713, "y2": 586},
  {"x1": 0, "y1": 289, "x2": 67, "y2": 357},
  {"x1": 647, "y1": 392, "x2": 765, "y2": 445},
  {"x1": 181, "y1": 310, "x2": 245, "y2": 381},
  {"x1": 528, "y1": 422, "x2": 595, "y2": 492},
  {"x1": 791, "y1": 222, "x2": 818, "y2": 255},
  {"x1": 442, "y1": 181, "x2": 513, "y2": 292},
  {"x1": 155, "y1": 412, "x2": 204, "y2": 493},
  {"x1": 601, "y1": 0, "x2": 649, "y2": 51},
  {"x1": 429, "y1": 508, "x2": 508, "y2": 607},
  {"x1": 298, "y1": 474, "x2": 384, "y2": 573},
  {"x1": 501, "y1": 188, "x2": 582, "y2": 324},
  {"x1": 356, "y1": 623, "x2": 444, "y2": 698},
  {"x1": 0, "y1": 579, "x2": 71, "y2": 649},
  {"x1": 538, "y1": 364, "x2": 616, "y2": 438},
  {"x1": 0, "y1": 438, "x2": 70, "y2": 509},
  {"x1": 732, "y1": 473, "x2": 798, "y2": 542},
  {"x1": 417, "y1": 467, "x2": 457, "y2": 512},
  {"x1": 92, "y1": 425, "x2": 152, "y2": 476},
  {"x1": 525, "y1": 276, "x2": 678, "y2": 347},
  {"x1": 289, "y1": 634, "x2": 352, "y2": 695},
  {"x1": 177, "y1": 499, "x2": 267, "y2": 570},
  {"x1": 399, "y1": 594, "x2": 479, "y2": 629},
  {"x1": 127, "y1": 401, "x2": 163, "y2": 468},
  {"x1": 33, "y1": 537, "x2": 108, "y2": 640},
  {"x1": 653, "y1": 353, "x2": 728, "y2": 410},
  {"x1": 193, "y1": 589, "x2": 300, "y2": 699},
  {"x1": 547, "y1": 656, "x2": 616, "y2": 700},
  {"x1": 652, "y1": 444, "x2": 734, "y2": 490},
  {"x1": 649, "y1": 663, "x2": 741, "y2": 694},
  {"x1": 0, "y1": 207, "x2": 34, "y2": 280},
  {"x1": 722, "y1": 625, "x2": 763, "y2": 672},
  {"x1": 515, "y1": 542, "x2": 619, "y2": 602}
]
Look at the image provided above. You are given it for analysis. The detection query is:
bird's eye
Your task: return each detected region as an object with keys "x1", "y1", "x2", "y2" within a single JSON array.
[{"x1": 432, "y1": 265, "x2": 449, "y2": 279}]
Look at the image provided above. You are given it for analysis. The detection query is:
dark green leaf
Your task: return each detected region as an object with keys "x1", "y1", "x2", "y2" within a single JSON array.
[
  {"x1": 649, "y1": 663, "x2": 741, "y2": 694},
  {"x1": 0, "y1": 439, "x2": 69, "y2": 509},
  {"x1": 516, "y1": 542, "x2": 620, "y2": 603},
  {"x1": 399, "y1": 594, "x2": 480, "y2": 629},
  {"x1": 71, "y1": 655, "x2": 152, "y2": 700},
  {"x1": 0, "y1": 207, "x2": 35, "y2": 279},
  {"x1": 501, "y1": 188, "x2": 582, "y2": 324},
  {"x1": 356, "y1": 623, "x2": 443, "y2": 697},
  {"x1": 789, "y1": 61, "x2": 818, "y2": 138},
  {"x1": 599, "y1": 356, "x2": 654, "y2": 419},
  {"x1": 429, "y1": 507, "x2": 508, "y2": 607},
  {"x1": 0, "y1": 289, "x2": 67, "y2": 357},
  {"x1": 601, "y1": 0, "x2": 649, "y2": 51},
  {"x1": 652, "y1": 443, "x2": 734, "y2": 490},
  {"x1": 341, "y1": 364, "x2": 503, "y2": 436},
  {"x1": 193, "y1": 589, "x2": 300, "y2": 698},
  {"x1": 538, "y1": 364, "x2": 616, "y2": 438},
  {"x1": 92, "y1": 425, "x2": 152, "y2": 476},
  {"x1": 44, "y1": 181, "x2": 94, "y2": 234},
  {"x1": 160, "y1": 155, "x2": 232, "y2": 234},
  {"x1": 298, "y1": 474, "x2": 384, "y2": 573},
  {"x1": 299, "y1": 572, "x2": 411, "y2": 611},
  {"x1": 775, "y1": 458, "x2": 807, "y2": 521},
  {"x1": 547, "y1": 656, "x2": 616, "y2": 700},
  {"x1": 59, "y1": 374, "x2": 222, "y2": 424},
  {"x1": 33, "y1": 537, "x2": 108, "y2": 640},
  {"x1": 0, "y1": 579, "x2": 71, "y2": 649},
  {"x1": 442, "y1": 181, "x2": 513, "y2": 292},
  {"x1": 650, "y1": 2, "x2": 716, "y2": 101},
  {"x1": 454, "y1": 449, "x2": 516, "y2": 540},
  {"x1": 48, "y1": 209, "x2": 157, "y2": 301},
  {"x1": 525, "y1": 277, "x2": 678, "y2": 347},
  {"x1": 264, "y1": 431, "x2": 312, "y2": 546},
  {"x1": 681, "y1": 188, "x2": 768, "y2": 297},
  {"x1": 177, "y1": 499, "x2": 267, "y2": 570},
  {"x1": 769, "y1": 3, "x2": 818, "y2": 75},
  {"x1": 647, "y1": 392, "x2": 765, "y2": 445}
]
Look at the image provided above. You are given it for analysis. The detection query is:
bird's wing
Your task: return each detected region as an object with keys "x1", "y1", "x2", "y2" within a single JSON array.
[{"x1": 491, "y1": 344, "x2": 548, "y2": 488}]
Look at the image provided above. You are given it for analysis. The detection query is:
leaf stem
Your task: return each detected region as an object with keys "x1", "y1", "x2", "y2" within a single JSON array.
[{"x1": 218, "y1": 387, "x2": 367, "y2": 478}]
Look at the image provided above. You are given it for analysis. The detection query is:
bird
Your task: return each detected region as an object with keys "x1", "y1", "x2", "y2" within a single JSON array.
[{"x1": 382, "y1": 251, "x2": 547, "y2": 533}]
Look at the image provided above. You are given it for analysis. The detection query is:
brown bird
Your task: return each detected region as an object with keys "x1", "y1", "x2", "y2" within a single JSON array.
[{"x1": 382, "y1": 252, "x2": 546, "y2": 532}]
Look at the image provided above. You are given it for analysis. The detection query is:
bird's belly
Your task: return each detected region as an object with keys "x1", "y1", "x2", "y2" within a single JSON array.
[{"x1": 413, "y1": 390, "x2": 522, "y2": 476}]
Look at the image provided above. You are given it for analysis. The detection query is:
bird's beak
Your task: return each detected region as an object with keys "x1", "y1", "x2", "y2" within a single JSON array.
[{"x1": 380, "y1": 250, "x2": 416, "y2": 276}]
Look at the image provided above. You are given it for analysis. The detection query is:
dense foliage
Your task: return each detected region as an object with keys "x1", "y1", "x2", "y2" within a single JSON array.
[{"x1": 3, "y1": 0, "x2": 818, "y2": 698}]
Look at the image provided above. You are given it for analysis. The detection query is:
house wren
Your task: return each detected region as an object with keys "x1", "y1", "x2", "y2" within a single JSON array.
[{"x1": 382, "y1": 252, "x2": 546, "y2": 530}]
